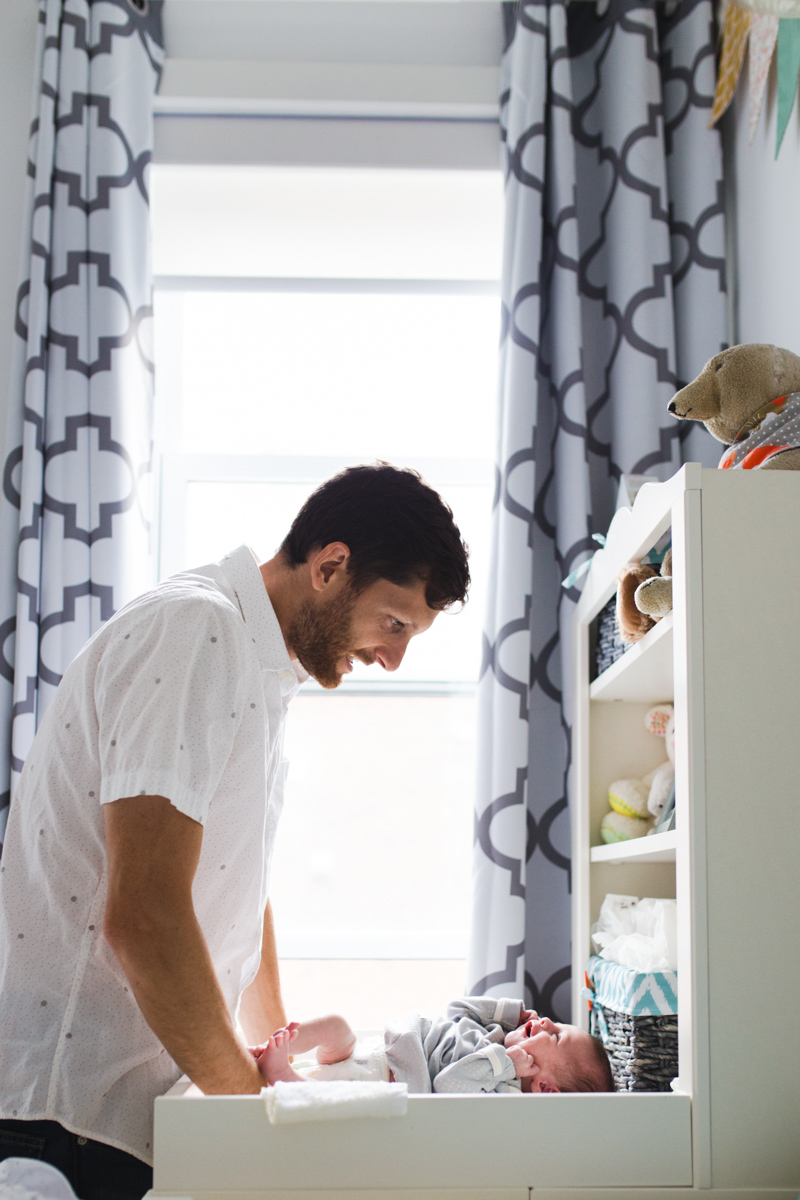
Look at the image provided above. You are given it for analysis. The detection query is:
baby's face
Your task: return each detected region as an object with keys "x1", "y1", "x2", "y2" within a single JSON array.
[{"x1": 504, "y1": 1014, "x2": 591, "y2": 1092}]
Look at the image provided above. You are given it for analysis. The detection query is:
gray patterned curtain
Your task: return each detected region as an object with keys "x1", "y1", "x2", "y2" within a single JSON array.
[
  {"x1": 0, "y1": 0, "x2": 163, "y2": 842},
  {"x1": 468, "y1": 0, "x2": 725, "y2": 1020}
]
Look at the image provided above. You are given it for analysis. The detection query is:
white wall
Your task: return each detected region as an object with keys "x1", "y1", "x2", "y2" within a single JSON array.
[
  {"x1": 162, "y1": 0, "x2": 502, "y2": 68},
  {"x1": 156, "y1": 0, "x2": 503, "y2": 169},
  {"x1": 0, "y1": 0, "x2": 38, "y2": 443},
  {"x1": 723, "y1": 59, "x2": 800, "y2": 355}
]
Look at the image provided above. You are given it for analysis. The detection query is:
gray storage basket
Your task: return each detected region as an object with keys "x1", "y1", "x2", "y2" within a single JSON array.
[
  {"x1": 584, "y1": 954, "x2": 679, "y2": 1093},
  {"x1": 595, "y1": 1005, "x2": 678, "y2": 1092}
]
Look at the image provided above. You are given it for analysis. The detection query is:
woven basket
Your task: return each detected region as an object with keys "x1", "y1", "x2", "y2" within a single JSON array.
[
  {"x1": 596, "y1": 1005, "x2": 678, "y2": 1092},
  {"x1": 594, "y1": 595, "x2": 628, "y2": 678},
  {"x1": 584, "y1": 954, "x2": 679, "y2": 1093}
]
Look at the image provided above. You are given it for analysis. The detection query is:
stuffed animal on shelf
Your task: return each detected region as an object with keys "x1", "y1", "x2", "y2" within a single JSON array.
[
  {"x1": 635, "y1": 548, "x2": 672, "y2": 621},
  {"x1": 643, "y1": 704, "x2": 675, "y2": 820},
  {"x1": 601, "y1": 776, "x2": 654, "y2": 843},
  {"x1": 668, "y1": 343, "x2": 800, "y2": 471},
  {"x1": 615, "y1": 560, "x2": 658, "y2": 644},
  {"x1": 600, "y1": 704, "x2": 675, "y2": 844}
]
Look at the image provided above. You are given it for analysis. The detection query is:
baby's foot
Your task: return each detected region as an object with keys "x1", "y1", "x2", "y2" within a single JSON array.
[{"x1": 254, "y1": 1024, "x2": 302, "y2": 1085}]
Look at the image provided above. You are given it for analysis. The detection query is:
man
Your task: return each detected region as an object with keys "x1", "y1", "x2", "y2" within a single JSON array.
[{"x1": 0, "y1": 463, "x2": 470, "y2": 1200}]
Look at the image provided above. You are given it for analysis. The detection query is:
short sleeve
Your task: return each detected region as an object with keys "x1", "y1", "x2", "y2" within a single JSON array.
[{"x1": 95, "y1": 591, "x2": 251, "y2": 823}]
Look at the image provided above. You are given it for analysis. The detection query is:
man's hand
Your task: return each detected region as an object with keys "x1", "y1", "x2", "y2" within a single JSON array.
[{"x1": 103, "y1": 795, "x2": 263, "y2": 1096}]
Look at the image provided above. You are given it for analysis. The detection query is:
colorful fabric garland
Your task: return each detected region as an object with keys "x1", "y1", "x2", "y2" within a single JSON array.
[
  {"x1": 710, "y1": 0, "x2": 800, "y2": 155},
  {"x1": 709, "y1": 0, "x2": 751, "y2": 126},
  {"x1": 776, "y1": 17, "x2": 800, "y2": 148},
  {"x1": 748, "y1": 13, "x2": 780, "y2": 142}
]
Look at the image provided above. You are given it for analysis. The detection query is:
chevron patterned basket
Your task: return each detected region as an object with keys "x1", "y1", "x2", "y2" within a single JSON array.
[{"x1": 584, "y1": 955, "x2": 679, "y2": 1093}]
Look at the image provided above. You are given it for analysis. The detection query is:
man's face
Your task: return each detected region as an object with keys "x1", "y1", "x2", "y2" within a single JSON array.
[
  {"x1": 504, "y1": 1015, "x2": 593, "y2": 1093},
  {"x1": 288, "y1": 576, "x2": 437, "y2": 689}
]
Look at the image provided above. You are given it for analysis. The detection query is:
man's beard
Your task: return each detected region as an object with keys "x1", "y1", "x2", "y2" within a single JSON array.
[{"x1": 287, "y1": 585, "x2": 371, "y2": 689}]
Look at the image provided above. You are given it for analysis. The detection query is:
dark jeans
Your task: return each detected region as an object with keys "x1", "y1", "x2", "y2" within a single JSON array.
[{"x1": 0, "y1": 1119, "x2": 152, "y2": 1200}]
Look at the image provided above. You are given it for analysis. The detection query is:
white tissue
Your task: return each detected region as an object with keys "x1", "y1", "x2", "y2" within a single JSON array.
[
  {"x1": 591, "y1": 893, "x2": 678, "y2": 971},
  {"x1": 264, "y1": 1079, "x2": 408, "y2": 1125}
]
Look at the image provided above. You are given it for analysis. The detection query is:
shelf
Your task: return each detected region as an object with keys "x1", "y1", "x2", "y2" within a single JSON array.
[
  {"x1": 590, "y1": 829, "x2": 677, "y2": 865},
  {"x1": 590, "y1": 611, "x2": 673, "y2": 703}
]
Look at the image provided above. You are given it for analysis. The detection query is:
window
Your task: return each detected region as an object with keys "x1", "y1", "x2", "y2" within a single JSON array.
[{"x1": 152, "y1": 164, "x2": 503, "y2": 1026}]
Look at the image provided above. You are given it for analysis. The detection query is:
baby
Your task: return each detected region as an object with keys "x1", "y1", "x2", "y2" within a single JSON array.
[{"x1": 252, "y1": 996, "x2": 614, "y2": 1095}]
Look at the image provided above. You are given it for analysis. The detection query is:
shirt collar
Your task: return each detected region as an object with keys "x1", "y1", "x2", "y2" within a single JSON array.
[{"x1": 217, "y1": 545, "x2": 309, "y2": 685}]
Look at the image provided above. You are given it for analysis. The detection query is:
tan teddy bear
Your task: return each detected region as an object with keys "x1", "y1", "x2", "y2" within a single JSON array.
[
  {"x1": 668, "y1": 343, "x2": 800, "y2": 470},
  {"x1": 634, "y1": 548, "x2": 672, "y2": 621}
]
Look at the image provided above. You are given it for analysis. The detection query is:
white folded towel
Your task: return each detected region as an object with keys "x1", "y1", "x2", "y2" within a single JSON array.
[{"x1": 264, "y1": 1079, "x2": 408, "y2": 1125}]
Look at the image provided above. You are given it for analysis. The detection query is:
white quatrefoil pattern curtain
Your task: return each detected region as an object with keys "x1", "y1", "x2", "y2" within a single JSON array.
[
  {"x1": 468, "y1": 0, "x2": 726, "y2": 1020},
  {"x1": 0, "y1": 0, "x2": 164, "y2": 842}
]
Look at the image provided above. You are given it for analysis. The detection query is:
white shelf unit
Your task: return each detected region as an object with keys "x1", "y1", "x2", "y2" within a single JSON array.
[
  {"x1": 571, "y1": 464, "x2": 800, "y2": 1193},
  {"x1": 590, "y1": 828, "x2": 677, "y2": 865},
  {"x1": 589, "y1": 609, "x2": 674, "y2": 702}
]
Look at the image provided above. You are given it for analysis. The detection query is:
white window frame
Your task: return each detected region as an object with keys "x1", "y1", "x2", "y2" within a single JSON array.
[{"x1": 150, "y1": 179, "x2": 497, "y2": 964}]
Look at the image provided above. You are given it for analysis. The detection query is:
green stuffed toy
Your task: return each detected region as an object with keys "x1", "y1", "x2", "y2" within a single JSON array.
[{"x1": 600, "y1": 705, "x2": 675, "y2": 843}]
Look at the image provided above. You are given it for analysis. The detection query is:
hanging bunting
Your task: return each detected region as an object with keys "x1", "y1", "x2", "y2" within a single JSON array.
[
  {"x1": 748, "y1": 13, "x2": 780, "y2": 141},
  {"x1": 709, "y1": 0, "x2": 800, "y2": 154},
  {"x1": 775, "y1": 16, "x2": 800, "y2": 151},
  {"x1": 710, "y1": 0, "x2": 752, "y2": 127}
]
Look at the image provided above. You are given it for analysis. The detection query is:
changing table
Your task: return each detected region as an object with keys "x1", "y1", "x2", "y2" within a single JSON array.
[{"x1": 149, "y1": 469, "x2": 800, "y2": 1199}]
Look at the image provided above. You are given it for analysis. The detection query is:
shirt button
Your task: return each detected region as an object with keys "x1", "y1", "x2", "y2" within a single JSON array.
[
  {"x1": 77, "y1": 1136, "x2": 87, "y2": 1146},
  {"x1": 282, "y1": 670, "x2": 294, "y2": 685}
]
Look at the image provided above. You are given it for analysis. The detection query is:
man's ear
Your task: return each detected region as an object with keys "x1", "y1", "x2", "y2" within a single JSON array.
[{"x1": 309, "y1": 542, "x2": 351, "y2": 591}]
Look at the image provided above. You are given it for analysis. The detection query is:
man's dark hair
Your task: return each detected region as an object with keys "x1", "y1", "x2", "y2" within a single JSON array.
[
  {"x1": 280, "y1": 462, "x2": 470, "y2": 609},
  {"x1": 559, "y1": 1033, "x2": 616, "y2": 1094}
]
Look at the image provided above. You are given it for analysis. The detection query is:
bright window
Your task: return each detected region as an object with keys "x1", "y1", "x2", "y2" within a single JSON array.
[{"x1": 151, "y1": 164, "x2": 503, "y2": 1025}]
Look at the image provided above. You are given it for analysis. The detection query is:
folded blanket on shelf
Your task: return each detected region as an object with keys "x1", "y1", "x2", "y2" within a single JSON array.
[{"x1": 264, "y1": 1079, "x2": 408, "y2": 1125}]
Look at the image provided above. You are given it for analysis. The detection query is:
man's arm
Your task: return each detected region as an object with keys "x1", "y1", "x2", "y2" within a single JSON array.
[
  {"x1": 238, "y1": 900, "x2": 286, "y2": 1045},
  {"x1": 103, "y1": 794, "x2": 263, "y2": 1096}
]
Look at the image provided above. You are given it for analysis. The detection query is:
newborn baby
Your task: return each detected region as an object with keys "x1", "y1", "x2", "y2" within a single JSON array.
[{"x1": 252, "y1": 996, "x2": 614, "y2": 1094}]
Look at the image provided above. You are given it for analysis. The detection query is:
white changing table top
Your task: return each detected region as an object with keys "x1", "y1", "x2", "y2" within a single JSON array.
[{"x1": 151, "y1": 1083, "x2": 691, "y2": 1195}]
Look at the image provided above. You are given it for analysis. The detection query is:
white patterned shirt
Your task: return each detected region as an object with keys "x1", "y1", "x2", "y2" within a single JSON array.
[{"x1": 0, "y1": 546, "x2": 306, "y2": 1165}]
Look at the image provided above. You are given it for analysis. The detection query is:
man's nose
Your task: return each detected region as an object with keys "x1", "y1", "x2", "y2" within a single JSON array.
[{"x1": 379, "y1": 641, "x2": 408, "y2": 672}]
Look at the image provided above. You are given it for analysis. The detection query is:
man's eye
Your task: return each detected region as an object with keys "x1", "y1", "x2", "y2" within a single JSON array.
[{"x1": 391, "y1": 618, "x2": 404, "y2": 629}]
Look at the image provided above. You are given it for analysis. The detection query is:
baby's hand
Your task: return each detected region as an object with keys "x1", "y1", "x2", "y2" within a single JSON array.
[{"x1": 507, "y1": 1044, "x2": 536, "y2": 1078}]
